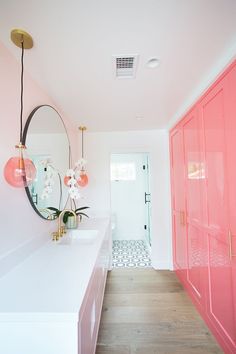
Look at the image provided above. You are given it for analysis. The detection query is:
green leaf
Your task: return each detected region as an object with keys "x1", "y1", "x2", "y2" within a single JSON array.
[
  {"x1": 45, "y1": 206, "x2": 90, "y2": 222},
  {"x1": 63, "y1": 212, "x2": 68, "y2": 224},
  {"x1": 75, "y1": 207, "x2": 90, "y2": 213},
  {"x1": 47, "y1": 207, "x2": 60, "y2": 216},
  {"x1": 47, "y1": 207, "x2": 60, "y2": 213},
  {"x1": 63, "y1": 211, "x2": 74, "y2": 224},
  {"x1": 77, "y1": 212, "x2": 89, "y2": 218}
]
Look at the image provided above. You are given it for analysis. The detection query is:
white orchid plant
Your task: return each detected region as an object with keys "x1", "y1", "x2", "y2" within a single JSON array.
[
  {"x1": 65, "y1": 158, "x2": 87, "y2": 200},
  {"x1": 47, "y1": 158, "x2": 89, "y2": 222}
]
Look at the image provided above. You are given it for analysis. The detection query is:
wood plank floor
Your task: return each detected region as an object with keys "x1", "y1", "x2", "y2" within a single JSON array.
[{"x1": 96, "y1": 269, "x2": 223, "y2": 354}]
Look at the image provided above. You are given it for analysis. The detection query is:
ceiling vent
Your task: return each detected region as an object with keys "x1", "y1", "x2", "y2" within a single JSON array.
[{"x1": 113, "y1": 55, "x2": 139, "y2": 78}]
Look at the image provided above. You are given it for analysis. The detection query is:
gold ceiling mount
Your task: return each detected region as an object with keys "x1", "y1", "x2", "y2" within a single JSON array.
[
  {"x1": 11, "y1": 29, "x2": 33, "y2": 49},
  {"x1": 79, "y1": 126, "x2": 87, "y2": 131}
]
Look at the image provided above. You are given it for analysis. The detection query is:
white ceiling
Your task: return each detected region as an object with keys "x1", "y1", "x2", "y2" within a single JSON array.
[{"x1": 1, "y1": 0, "x2": 236, "y2": 132}]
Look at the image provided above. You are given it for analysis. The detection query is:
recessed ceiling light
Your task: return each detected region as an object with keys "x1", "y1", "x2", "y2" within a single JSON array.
[{"x1": 147, "y1": 58, "x2": 160, "y2": 68}]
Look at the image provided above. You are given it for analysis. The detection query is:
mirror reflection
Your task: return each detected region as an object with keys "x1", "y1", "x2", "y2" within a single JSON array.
[{"x1": 23, "y1": 105, "x2": 71, "y2": 219}]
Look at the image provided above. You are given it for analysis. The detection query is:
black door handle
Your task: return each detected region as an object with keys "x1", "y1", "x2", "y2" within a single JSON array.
[{"x1": 145, "y1": 192, "x2": 151, "y2": 204}]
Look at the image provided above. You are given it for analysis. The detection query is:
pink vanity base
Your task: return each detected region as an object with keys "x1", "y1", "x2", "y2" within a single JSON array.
[{"x1": 78, "y1": 228, "x2": 110, "y2": 354}]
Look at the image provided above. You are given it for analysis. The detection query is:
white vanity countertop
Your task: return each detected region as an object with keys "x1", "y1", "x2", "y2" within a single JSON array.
[{"x1": 0, "y1": 217, "x2": 110, "y2": 322}]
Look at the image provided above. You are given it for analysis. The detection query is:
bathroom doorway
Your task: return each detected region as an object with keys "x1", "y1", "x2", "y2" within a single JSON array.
[{"x1": 110, "y1": 153, "x2": 151, "y2": 268}]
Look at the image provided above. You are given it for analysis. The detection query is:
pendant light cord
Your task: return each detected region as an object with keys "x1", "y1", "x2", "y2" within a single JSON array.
[
  {"x1": 20, "y1": 41, "x2": 24, "y2": 143},
  {"x1": 81, "y1": 128, "x2": 84, "y2": 159}
]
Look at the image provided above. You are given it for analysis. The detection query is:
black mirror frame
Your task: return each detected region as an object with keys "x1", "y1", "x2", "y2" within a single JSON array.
[{"x1": 22, "y1": 104, "x2": 71, "y2": 220}]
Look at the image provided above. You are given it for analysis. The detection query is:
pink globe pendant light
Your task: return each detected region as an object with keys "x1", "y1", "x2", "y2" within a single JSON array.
[
  {"x1": 63, "y1": 175, "x2": 71, "y2": 187},
  {"x1": 3, "y1": 29, "x2": 36, "y2": 188},
  {"x1": 4, "y1": 144, "x2": 36, "y2": 188},
  {"x1": 77, "y1": 170, "x2": 88, "y2": 187}
]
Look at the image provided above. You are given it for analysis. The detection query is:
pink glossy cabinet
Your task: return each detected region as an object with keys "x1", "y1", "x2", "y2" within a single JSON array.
[
  {"x1": 170, "y1": 128, "x2": 187, "y2": 283},
  {"x1": 200, "y1": 75, "x2": 236, "y2": 352},
  {"x1": 79, "y1": 228, "x2": 110, "y2": 354},
  {"x1": 170, "y1": 60, "x2": 236, "y2": 354},
  {"x1": 224, "y1": 64, "x2": 236, "y2": 353},
  {"x1": 182, "y1": 108, "x2": 206, "y2": 307}
]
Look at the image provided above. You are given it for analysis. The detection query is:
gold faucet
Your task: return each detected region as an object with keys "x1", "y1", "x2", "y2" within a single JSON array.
[{"x1": 52, "y1": 209, "x2": 77, "y2": 241}]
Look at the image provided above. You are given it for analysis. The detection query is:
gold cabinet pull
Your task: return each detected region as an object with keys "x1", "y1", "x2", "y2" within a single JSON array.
[{"x1": 228, "y1": 230, "x2": 236, "y2": 260}]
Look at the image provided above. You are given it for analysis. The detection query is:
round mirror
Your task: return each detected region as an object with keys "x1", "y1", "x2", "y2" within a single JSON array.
[{"x1": 22, "y1": 105, "x2": 71, "y2": 219}]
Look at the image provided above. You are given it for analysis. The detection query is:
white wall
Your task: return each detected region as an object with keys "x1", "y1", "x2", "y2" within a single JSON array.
[
  {"x1": 0, "y1": 42, "x2": 78, "y2": 276},
  {"x1": 83, "y1": 130, "x2": 173, "y2": 269}
]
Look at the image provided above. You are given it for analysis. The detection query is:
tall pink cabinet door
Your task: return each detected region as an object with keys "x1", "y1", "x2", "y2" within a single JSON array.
[
  {"x1": 170, "y1": 128, "x2": 187, "y2": 283},
  {"x1": 200, "y1": 75, "x2": 236, "y2": 352},
  {"x1": 182, "y1": 109, "x2": 206, "y2": 307},
  {"x1": 224, "y1": 63, "x2": 236, "y2": 353}
]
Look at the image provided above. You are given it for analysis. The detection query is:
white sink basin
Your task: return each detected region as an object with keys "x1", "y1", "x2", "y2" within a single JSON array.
[
  {"x1": 58, "y1": 229, "x2": 99, "y2": 245},
  {"x1": 71, "y1": 229, "x2": 98, "y2": 241}
]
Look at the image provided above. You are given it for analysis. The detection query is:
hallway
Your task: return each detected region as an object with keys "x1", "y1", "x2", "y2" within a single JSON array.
[{"x1": 96, "y1": 269, "x2": 222, "y2": 354}]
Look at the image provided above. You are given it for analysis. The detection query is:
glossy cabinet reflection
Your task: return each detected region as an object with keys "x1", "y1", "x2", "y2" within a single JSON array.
[
  {"x1": 200, "y1": 75, "x2": 236, "y2": 350},
  {"x1": 183, "y1": 108, "x2": 206, "y2": 307},
  {"x1": 170, "y1": 60, "x2": 236, "y2": 354},
  {"x1": 170, "y1": 128, "x2": 187, "y2": 282}
]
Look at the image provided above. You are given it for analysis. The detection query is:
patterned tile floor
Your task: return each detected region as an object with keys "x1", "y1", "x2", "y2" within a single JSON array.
[{"x1": 112, "y1": 240, "x2": 152, "y2": 268}]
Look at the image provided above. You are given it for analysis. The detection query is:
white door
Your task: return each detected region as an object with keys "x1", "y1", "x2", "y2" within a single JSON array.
[{"x1": 110, "y1": 153, "x2": 151, "y2": 243}]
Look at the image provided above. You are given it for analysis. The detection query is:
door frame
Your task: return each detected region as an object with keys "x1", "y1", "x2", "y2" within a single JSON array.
[{"x1": 109, "y1": 149, "x2": 152, "y2": 252}]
